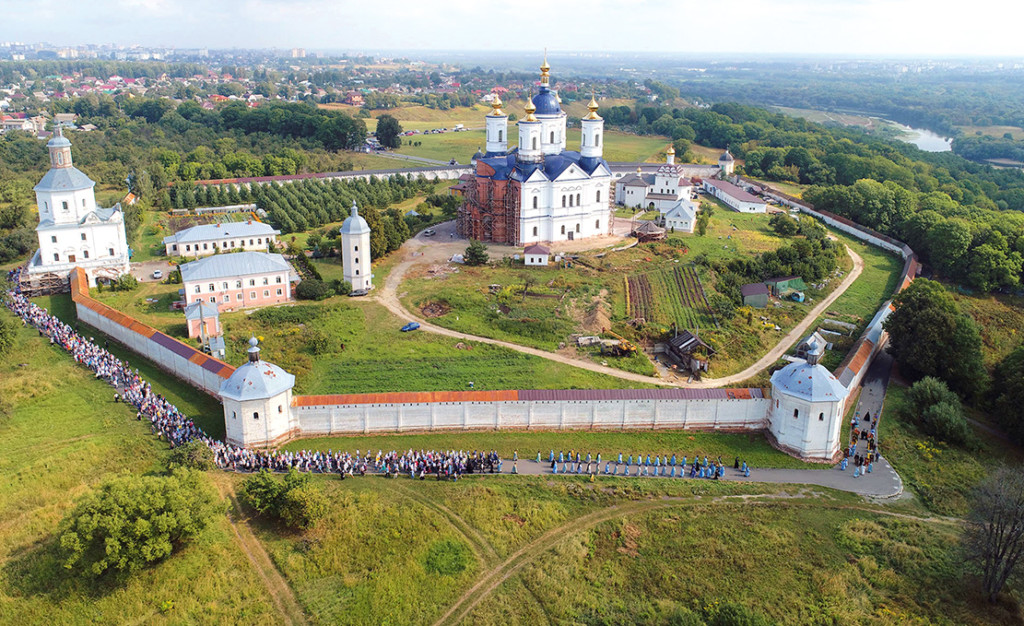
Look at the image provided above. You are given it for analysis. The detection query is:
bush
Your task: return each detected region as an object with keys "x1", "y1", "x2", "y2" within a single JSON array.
[
  {"x1": 168, "y1": 439, "x2": 216, "y2": 471},
  {"x1": 704, "y1": 602, "x2": 774, "y2": 626},
  {"x1": 305, "y1": 328, "x2": 333, "y2": 355},
  {"x1": 905, "y1": 377, "x2": 972, "y2": 446},
  {"x1": 329, "y1": 279, "x2": 352, "y2": 296},
  {"x1": 239, "y1": 468, "x2": 327, "y2": 530},
  {"x1": 113, "y1": 274, "x2": 139, "y2": 292},
  {"x1": 57, "y1": 469, "x2": 219, "y2": 579},
  {"x1": 769, "y1": 212, "x2": 800, "y2": 236},
  {"x1": 296, "y1": 278, "x2": 330, "y2": 301},
  {"x1": 0, "y1": 315, "x2": 14, "y2": 355}
]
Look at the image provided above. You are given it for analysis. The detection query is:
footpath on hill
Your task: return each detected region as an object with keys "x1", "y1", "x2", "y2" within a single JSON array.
[{"x1": 374, "y1": 220, "x2": 865, "y2": 389}]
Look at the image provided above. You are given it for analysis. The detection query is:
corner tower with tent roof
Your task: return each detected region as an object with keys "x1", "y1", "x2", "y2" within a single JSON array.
[
  {"x1": 25, "y1": 126, "x2": 130, "y2": 290},
  {"x1": 220, "y1": 337, "x2": 297, "y2": 448},
  {"x1": 457, "y1": 54, "x2": 612, "y2": 245},
  {"x1": 341, "y1": 200, "x2": 372, "y2": 292}
]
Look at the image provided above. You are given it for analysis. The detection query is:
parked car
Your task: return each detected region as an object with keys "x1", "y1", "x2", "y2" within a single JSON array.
[
  {"x1": 423, "y1": 228, "x2": 436, "y2": 237},
  {"x1": 349, "y1": 289, "x2": 369, "y2": 297},
  {"x1": 152, "y1": 270, "x2": 163, "y2": 279},
  {"x1": 400, "y1": 322, "x2": 421, "y2": 332}
]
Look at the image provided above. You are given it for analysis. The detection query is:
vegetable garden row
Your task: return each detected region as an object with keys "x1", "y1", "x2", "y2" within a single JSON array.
[{"x1": 626, "y1": 266, "x2": 717, "y2": 332}]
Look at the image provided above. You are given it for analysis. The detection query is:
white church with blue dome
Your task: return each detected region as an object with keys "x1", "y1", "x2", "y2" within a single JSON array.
[
  {"x1": 457, "y1": 57, "x2": 612, "y2": 245},
  {"x1": 27, "y1": 127, "x2": 130, "y2": 287}
]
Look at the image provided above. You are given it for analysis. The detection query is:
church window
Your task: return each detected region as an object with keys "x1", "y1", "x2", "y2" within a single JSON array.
[
  {"x1": 819, "y1": 413, "x2": 824, "y2": 421},
  {"x1": 596, "y1": 219, "x2": 600, "y2": 229},
  {"x1": 232, "y1": 411, "x2": 236, "y2": 419},
  {"x1": 354, "y1": 258, "x2": 358, "y2": 264},
  {"x1": 249, "y1": 239, "x2": 253, "y2": 245},
  {"x1": 275, "y1": 276, "x2": 282, "y2": 284},
  {"x1": 532, "y1": 226, "x2": 538, "y2": 236},
  {"x1": 278, "y1": 405, "x2": 283, "y2": 413},
  {"x1": 575, "y1": 223, "x2": 580, "y2": 233},
  {"x1": 51, "y1": 236, "x2": 57, "y2": 243},
  {"x1": 356, "y1": 269, "x2": 360, "y2": 275},
  {"x1": 532, "y1": 197, "x2": 538, "y2": 209},
  {"x1": 560, "y1": 225, "x2": 565, "y2": 235},
  {"x1": 596, "y1": 190, "x2": 601, "y2": 202},
  {"x1": 354, "y1": 245, "x2": 359, "y2": 251},
  {"x1": 62, "y1": 201, "x2": 69, "y2": 211},
  {"x1": 569, "y1": 195, "x2": 573, "y2": 207},
  {"x1": 53, "y1": 253, "x2": 59, "y2": 261},
  {"x1": 257, "y1": 238, "x2": 262, "y2": 245},
  {"x1": 203, "y1": 243, "x2": 208, "y2": 250},
  {"x1": 576, "y1": 193, "x2": 580, "y2": 205},
  {"x1": 185, "y1": 245, "x2": 191, "y2": 252},
  {"x1": 83, "y1": 250, "x2": 89, "y2": 259},
  {"x1": 532, "y1": 137, "x2": 538, "y2": 150},
  {"x1": 57, "y1": 153, "x2": 63, "y2": 165},
  {"x1": 561, "y1": 196, "x2": 566, "y2": 208},
  {"x1": 82, "y1": 199, "x2": 86, "y2": 207},
  {"x1": 43, "y1": 202, "x2": 48, "y2": 212},
  {"x1": 253, "y1": 412, "x2": 259, "y2": 420},
  {"x1": 596, "y1": 134, "x2": 601, "y2": 147},
  {"x1": 498, "y1": 130, "x2": 503, "y2": 142},
  {"x1": 550, "y1": 131, "x2": 554, "y2": 143},
  {"x1": 793, "y1": 408, "x2": 799, "y2": 419}
]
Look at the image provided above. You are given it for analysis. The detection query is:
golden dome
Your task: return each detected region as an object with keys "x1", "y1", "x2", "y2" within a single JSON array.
[
  {"x1": 540, "y1": 50, "x2": 550, "y2": 85},
  {"x1": 489, "y1": 94, "x2": 505, "y2": 116},
  {"x1": 636, "y1": 166, "x2": 643, "y2": 174},
  {"x1": 666, "y1": 144, "x2": 675, "y2": 154},
  {"x1": 584, "y1": 91, "x2": 601, "y2": 120},
  {"x1": 524, "y1": 94, "x2": 537, "y2": 122}
]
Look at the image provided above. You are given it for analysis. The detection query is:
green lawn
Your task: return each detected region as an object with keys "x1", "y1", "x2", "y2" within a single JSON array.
[
  {"x1": 0, "y1": 310, "x2": 279, "y2": 624},
  {"x1": 218, "y1": 298, "x2": 661, "y2": 394}
]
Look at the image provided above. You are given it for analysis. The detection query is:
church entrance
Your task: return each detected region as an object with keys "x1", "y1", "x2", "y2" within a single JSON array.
[
  {"x1": 68, "y1": 254, "x2": 76, "y2": 262},
  {"x1": 567, "y1": 231, "x2": 574, "y2": 241}
]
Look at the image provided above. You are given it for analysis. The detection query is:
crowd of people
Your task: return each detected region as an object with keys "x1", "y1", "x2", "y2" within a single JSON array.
[
  {"x1": 841, "y1": 410, "x2": 881, "y2": 477},
  {"x1": 2, "y1": 267, "x2": 782, "y2": 485}
]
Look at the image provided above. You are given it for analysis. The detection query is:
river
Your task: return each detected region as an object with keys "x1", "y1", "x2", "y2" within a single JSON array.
[{"x1": 877, "y1": 119, "x2": 952, "y2": 152}]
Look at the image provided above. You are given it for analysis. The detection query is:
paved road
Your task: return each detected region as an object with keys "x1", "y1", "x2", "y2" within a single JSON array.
[{"x1": 374, "y1": 222, "x2": 865, "y2": 389}]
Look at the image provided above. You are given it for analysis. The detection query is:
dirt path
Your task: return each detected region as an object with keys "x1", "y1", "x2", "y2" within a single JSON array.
[
  {"x1": 431, "y1": 493, "x2": 953, "y2": 625},
  {"x1": 376, "y1": 224, "x2": 865, "y2": 389},
  {"x1": 213, "y1": 478, "x2": 309, "y2": 626},
  {"x1": 388, "y1": 480, "x2": 499, "y2": 563}
]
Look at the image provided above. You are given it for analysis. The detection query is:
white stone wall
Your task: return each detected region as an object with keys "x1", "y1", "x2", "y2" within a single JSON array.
[
  {"x1": 75, "y1": 302, "x2": 228, "y2": 396},
  {"x1": 767, "y1": 393, "x2": 846, "y2": 461},
  {"x1": 292, "y1": 397, "x2": 770, "y2": 436},
  {"x1": 224, "y1": 389, "x2": 297, "y2": 447}
]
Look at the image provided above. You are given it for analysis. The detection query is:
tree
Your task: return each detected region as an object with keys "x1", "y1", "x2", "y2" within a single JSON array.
[
  {"x1": 464, "y1": 239, "x2": 489, "y2": 266},
  {"x1": 57, "y1": 469, "x2": 218, "y2": 579},
  {"x1": 883, "y1": 279, "x2": 986, "y2": 399},
  {"x1": 167, "y1": 439, "x2": 216, "y2": 471},
  {"x1": 993, "y1": 346, "x2": 1024, "y2": 444},
  {"x1": 296, "y1": 278, "x2": 330, "y2": 300},
  {"x1": 904, "y1": 376, "x2": 972, "y2": 445},
  {"x1": 965, "y1": 468, "x2": 1024, "y2": 602},
  {"x1": 375, "y1": 114, "x2": 403, "y2": 150},
  {"x1": 696, "y1": 202, "x2": 713, "y2": 236},
  {"x1": 769, "y1": 212, "x2": 799, "y2": 236},
  {"x1": 239, "y1": 469, "x2": 327, "y2": 530}
]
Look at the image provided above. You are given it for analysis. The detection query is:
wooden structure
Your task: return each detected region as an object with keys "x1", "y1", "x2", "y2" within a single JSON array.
[
  {"x1": 665, "y1": 330, "x2": 714, "y2": 377},
  {"x1": 631, "y1": 221, "x2": 665, "y2": 242}
]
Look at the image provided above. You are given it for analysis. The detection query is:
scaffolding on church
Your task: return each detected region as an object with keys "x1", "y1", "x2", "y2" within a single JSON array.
[
  {"x1": 18, "y1": 269, "x2": 69, "y2": 297},
  {"x1": 456, "y1": 176, "x2": 521, "y2": 245}
]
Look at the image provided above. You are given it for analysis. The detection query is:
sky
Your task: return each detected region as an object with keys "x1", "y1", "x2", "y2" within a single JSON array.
[{"x1": 2, "y1": 0, "x2": 1023, "y2": 57}]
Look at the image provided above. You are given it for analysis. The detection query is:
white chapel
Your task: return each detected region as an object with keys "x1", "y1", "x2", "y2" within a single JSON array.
[
  {"x1": 341, "y1": 200, "x2": 372, "y2": 291},
  {"x1": 27, "y1": 127, "x2": 130, "y2": 286}
]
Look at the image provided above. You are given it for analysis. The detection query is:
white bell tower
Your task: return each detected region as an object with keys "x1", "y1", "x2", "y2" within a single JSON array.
[
  {"x1": 341, "y1": 200, "x2": 372, "y2": 291},
  {"x1": 485, "y1": 95, "x2": 508, "y2": 154},
  {"x1": 580, "y1": 93, "x2": 604, "y2": 159}
]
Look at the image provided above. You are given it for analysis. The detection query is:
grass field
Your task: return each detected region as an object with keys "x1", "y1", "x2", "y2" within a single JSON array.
[
  {"x1": 395, "y1": 127, "x2": 669, "y2": 164},
  {"x1": 951, "y1": 289, "x2": 1024, "y2": 368},
  {"x1": 0, "y1": 310, "x2": 279, "y2": 624},
  {"x1": 957, "y1": 125, "x2": 1024, "y2": 140},
  {"x1": 218, "y1": 298, "x2": 661, "y2": 394},
  {"x1": 880, "y1": 384, "x2": 1024, "y2": 517}
]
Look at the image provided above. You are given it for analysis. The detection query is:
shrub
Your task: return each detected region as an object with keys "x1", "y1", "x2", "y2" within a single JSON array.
[
  {"x1": 769, "y1": 212, "x2": 800, "y2": 236},
  {"x1": 57, "y1": 469, "x2": 219, "y2": 579},
  {"x1": 704, "y1": 602, "x2": 774, "y2": 626},
  {"x1": 305, "y1": 328, "x2": 333, "y2": 355},
  {"x1": 239, "y1": 468, "x2": 327, "y2": 530},
  {"x1": 168, "y1": 439, "x2": 216, "y2": 471},
  {"x1": 330, "y1": 279, "x2": 352, "y2": 296},
  {"x1": 296, "y1": 278, "x2": 331, "y2": 300},
  {"x1": 0, "y1": 315, "x2": 14, "y2": 355},
  {"x1": 464, "y1": 239, "x2": 489, "y2": 266},
  {"x1": 113, "y1": 274, "x2": 139, "y2": 291},
  {"x1": 905, "y1": 376, "x2": 972, "y2": 446}
]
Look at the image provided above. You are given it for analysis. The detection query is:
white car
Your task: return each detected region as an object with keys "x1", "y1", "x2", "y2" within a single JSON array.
[{"x1": 152, "y1": 270, "x2": 163, "y2": 280}]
